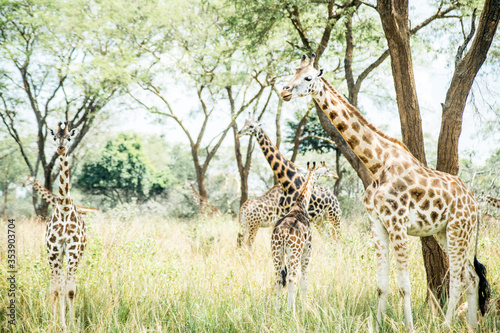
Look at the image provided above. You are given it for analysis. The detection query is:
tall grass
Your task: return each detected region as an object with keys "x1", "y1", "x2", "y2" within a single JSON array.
[{"x1": 0, "y1": 213, "x2": 498, "y2": 332}]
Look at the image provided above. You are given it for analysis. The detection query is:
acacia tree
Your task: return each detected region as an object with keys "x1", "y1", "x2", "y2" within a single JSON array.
[
  {"x1": 378, "y1": 0, "x2": 500, "y2": 301},
  {"x1": 128, "y1": 0, "x2": 277, "y2": 203},
  {"x1": 0, "y1": 0, "x2": 156, "y2": 216}
]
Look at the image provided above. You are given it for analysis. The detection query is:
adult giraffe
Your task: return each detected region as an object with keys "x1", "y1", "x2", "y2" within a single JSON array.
[{"x1": 280, "y1": 54, "x2": 490, "y2": 330}]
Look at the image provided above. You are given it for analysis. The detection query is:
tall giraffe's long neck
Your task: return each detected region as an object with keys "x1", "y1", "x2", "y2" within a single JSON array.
[
  {"x1": 313, "y1": 78, "x2": 415, "y2": 180},
  {"x1": 255, "y1": 128, "x2": 300, "y2": 192},
  {"x1": 32, "y1": 180, "x2": 58, "y2": 206},
  {"x1": 291, "y1": 170, "x2": 315, "y2": 215},
  {"x1": 57, "y1": 154, "x2": 72, "y2": 207}
]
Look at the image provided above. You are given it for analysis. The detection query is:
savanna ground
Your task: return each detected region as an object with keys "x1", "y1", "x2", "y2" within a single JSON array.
[{"x1": 0, "y1": 211, "x2": 499, "y2": 332}]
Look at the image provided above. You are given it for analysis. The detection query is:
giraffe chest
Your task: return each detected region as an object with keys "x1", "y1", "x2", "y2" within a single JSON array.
[{"x1": 47, "y1": 206, "x2": 86, "y2": 243}]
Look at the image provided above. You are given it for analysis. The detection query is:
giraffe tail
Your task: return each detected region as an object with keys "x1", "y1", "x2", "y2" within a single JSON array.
[
  {"x1": 474, "y1": 209, "x2": 491, "y2": 316},
  {"x1": 474, "y1": 256, "x2": 491, "y2": 316},
  {"x1": 281, "y1": 266, "x2": 287, "y2": 287}
]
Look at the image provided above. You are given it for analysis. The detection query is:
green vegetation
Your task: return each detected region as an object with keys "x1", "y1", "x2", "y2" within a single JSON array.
[
  {"x1": 0, "y1": 214, "x2": 498, "y2": 332},
  {"x1": 77, "y1": 134, "x2": 170, "y2": 206}
]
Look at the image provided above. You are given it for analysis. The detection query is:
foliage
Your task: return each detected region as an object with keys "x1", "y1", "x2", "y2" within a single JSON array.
[
  {"x1": 76, "y1": 133, "x2": 170, "y2": 206},
  {"x1": 286, "y1": 110, "x2": 337, "y2": 155}
]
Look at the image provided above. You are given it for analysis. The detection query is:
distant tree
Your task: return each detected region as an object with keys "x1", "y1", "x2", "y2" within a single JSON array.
[
  {"x1": 128, "y1": 0, "x2": 278, "y2": 207},
  {"x1": 0, "y1": 136, "x2": 29, "y2": 217},
  {"x1": 0, "y1": 0, "x2": 151, "y2": 216},
  {"x1": 76, "y1": 134, "x2": 169, "y2": 206}
]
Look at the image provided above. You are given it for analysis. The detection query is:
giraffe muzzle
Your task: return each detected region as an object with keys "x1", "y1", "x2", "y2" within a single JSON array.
[
  {"x1": 280, "y1": 90, "x2": 292, "y2": 102},
  {"x1": 57, "y1": 147, "x2": 66, "y2": 155}
]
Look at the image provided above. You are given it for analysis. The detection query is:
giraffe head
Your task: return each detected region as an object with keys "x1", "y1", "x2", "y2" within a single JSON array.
[
  {"x1": 236, "y1": 118, "x2": 261, "y2": 138},
  {"x1": 280, "y1": 54, "x2": 324, "y2": 102},
  {"x1": 50, "y1": 121, "x2": 77, "y2": 155},
  {"x1": 23, "y1": 176, "x2": 35, "y2": 187},
  {"x1": 314, "y1": 161, "x2": 339, "y2": 180}
]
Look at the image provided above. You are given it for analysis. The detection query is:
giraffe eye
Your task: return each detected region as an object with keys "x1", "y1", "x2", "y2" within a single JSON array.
[{"x1": 305, "y1": 76, "x2": 312, "y2": 81}]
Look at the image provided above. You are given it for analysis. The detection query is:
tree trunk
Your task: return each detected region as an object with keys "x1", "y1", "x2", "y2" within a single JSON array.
[
  {"x1": 290, "y1": 109, "x2": 311, "y2": 163},
  {"x1": 333, "y1": 148, "x2": 343, "y2": 197},
  {"x1": 377, "y1": 0, "x2": 449, "y2": 303},
  {"x1": 233, "y1": 121, "x2": 254, "y2": 207},
  {"x1": 437, "y1": 0, "x2": 500, "y2": 175}
]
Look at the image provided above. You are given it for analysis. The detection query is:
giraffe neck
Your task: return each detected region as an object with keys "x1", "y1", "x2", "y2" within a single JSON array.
[
  {"x1": 290, "y1": 170, "x2": 315, "y2": 216},
  {"x1": 313, "y1": 78, "x2": 417, "y2": 180},
  {"x1": 32, "y1": 180, "x2": 58, "y2": 206},
  {"x1": 57, "y1": 154, "x2": 72, "y2": 207},
  {"x1": 189, "y1": 183, "x2": 205, "y2": 206},
  {"x1": 487, "y1": 196, "x2": 500, "y2": 209},
  {"x1": 255, "y1": 127, "x2": 300, "y2": 192}
]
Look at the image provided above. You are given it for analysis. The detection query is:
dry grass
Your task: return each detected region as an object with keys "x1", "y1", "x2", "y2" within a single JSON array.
[{"x1": 0, "y1": 212, "x2": 499, "y2": 332}]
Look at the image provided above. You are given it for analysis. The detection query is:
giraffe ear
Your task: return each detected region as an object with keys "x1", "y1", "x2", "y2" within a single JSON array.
[
  {"x1": 317, "y1": 69, "x2": 324, "y2": 78},
  {"x1": 69, "y1": 128, "x2": 78, "y2": 137}
]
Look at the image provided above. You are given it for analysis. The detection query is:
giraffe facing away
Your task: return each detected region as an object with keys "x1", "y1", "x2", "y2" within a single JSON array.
[
  {"x1": 23, "y1": 176, "x2": 99, "y2": 215},
  {"x1": 280, "y1": 54, "x2": 490, "y2": 330},
  {"x1": 237, "y1": 119, "x2": 342, "y2": 238},
  {"x1": 186, "y1": 181, "x2": 221, "y2": 217},
  {"x1": 272, "y1": 162, "x2": 327, "y2": 314},
  {"x1": 237, "y1": 162, "x2": 338, "y2": 249},
  {"x1": 46, "y1": 122, "x2": 87, "y2": 330}
]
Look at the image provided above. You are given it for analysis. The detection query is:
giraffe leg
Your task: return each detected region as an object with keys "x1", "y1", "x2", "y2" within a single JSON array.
[
  {"x1": 300, "y1": 233, "x2": 312, "y2": 304},
  {"x1": 389, "y1": 226, "x2": 413, "y2": 330},
  {"x1": 372, "y1": 218, "x2": 390, "y2": 328},
  {"x1": 464, "y1": 261, "x2": 478, "y2": 330},
  {"x1": 271, "y1": 233, "x2": 285, "y2": 310},
  {"x1": 287, "y1": 241, "x2": 303, "y2": 315},
  {"x1": 246, "y1": 222, "x2": 260, "y2": 250},
  {"x1": 66, "y1": 241, "x2": 84, "y2": 328},
  {"x1": 49, "y1": 257, "x2": 64, "y2": 325},
  {"x1": 237, "y1": 208, "x2": 247, "y2": 248},
  {"x1": 327, "y1": 205, "x2": 340, "y2": 239},
  {"x1": 444, "y1": 225, "x2": 470, "y2": 329}
]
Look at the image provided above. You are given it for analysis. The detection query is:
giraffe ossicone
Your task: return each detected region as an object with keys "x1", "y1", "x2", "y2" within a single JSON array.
[
  {"x1": 280, "y1": 54, "x2": 490, "y2": 330},
  {"x1": 46, "y1": 121, "x2": 87, "y2": 329}
]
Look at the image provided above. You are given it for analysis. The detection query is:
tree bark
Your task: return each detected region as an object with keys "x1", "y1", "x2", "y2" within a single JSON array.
[
  {"x1": 290, "y1": 108, "x2": 312, "y2": 163},
  {"x1": 437, "y1": 0, "x2": 500, "y2": 175},
  {"x1": 377, "y1": 0, "x2": 449, "y2": 303}
]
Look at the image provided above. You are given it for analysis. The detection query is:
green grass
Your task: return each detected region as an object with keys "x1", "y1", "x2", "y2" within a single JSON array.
[{"x1": 0, "y1": 213, "x2": 499, "y2": 332}]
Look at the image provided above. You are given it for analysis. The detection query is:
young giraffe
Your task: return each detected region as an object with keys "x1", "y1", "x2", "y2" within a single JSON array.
[
  {"x1": 186, "y1": 181, "x2": 221, "y2": 217},
  {"x1": 46, "y1": 122, "x2": 87, "y2": 329},
  {"x1": 238, "y1": 162, "x2": 338, "y2": 249},
  {"x1": 272, "y1": 162, "x2": 328, "y2": 314},
  {"x1": 280, "y1": 54, "x2": 490, "y2": 330},
  {"x1": 237, "y1": 119, "x2": 342, "y2": 238},
  {"x1": 23, "y1": 176, "x2": 99, "y2": 215}
]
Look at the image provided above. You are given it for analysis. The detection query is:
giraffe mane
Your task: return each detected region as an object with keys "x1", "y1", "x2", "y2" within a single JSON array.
[
  {"x1": 320, "y1": 78, "x2": 411, "y2": 154},
  {"x1": 291, "y1": 164, "x2": 315, "y2": 211}
]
